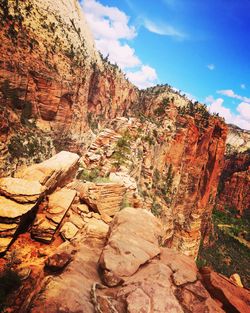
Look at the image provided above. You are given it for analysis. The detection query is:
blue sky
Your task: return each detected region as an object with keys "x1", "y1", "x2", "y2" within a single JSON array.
[{"x1": 81, "y1": 0, "x2": 250, "y2": 129}]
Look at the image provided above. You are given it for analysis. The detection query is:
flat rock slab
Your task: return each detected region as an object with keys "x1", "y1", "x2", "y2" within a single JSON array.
[
  {"x1": 0, "y1": 177, "x2": 45, "y2": 203},
  {"x1": 32, "y1": 188, "x2": 76, "y2": 242},
  {"x1": 16, "y1": 151, "x2": 80, "y2": 191},
  {"x1": 99, "y1": 207, "x2": 162, "y2": 286},
  {"x1": 0, "y1": 196, "x2": 35, "y2": 220}
]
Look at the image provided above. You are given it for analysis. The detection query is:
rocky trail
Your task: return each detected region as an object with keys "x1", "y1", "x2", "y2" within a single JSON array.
[{"x1": 0, "y1": 152, "x2": 249, "y2": 312}]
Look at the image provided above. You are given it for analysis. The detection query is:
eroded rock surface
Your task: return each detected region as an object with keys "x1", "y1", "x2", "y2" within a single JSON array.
[
  {"x1": 99, "y1": 207, "x2": 162, "y2": 286},
  {"x1": 31, "y1": 188, "x2": 76, "y2": 242},
  {"x1": 69, "y1": 180, "x2": 126, "y2": 217},
  {"x1": 16, "y1": 151, "x2": 80, "y2": 191},
  {"x1": 201, "y1": 268, "x2": 250, "y2": 313}
]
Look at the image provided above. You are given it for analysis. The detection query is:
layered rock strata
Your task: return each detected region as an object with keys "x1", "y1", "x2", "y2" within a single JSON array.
[
  {"x1": 0, "y1": 177, "x2": 45, "y2": 253},
  {"x1": 72, "y1": 181, "x2": 126, "y2": 216},
  {"x1": 0, "y1": 151, "x2": 79, "y2": 252},
  {"x1": 31, "y1": 188, "x2": 76, "y2": 242}
]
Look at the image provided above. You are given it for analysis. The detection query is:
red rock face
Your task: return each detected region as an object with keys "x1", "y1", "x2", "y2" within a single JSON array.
[
  {"x1": 216, "y1": 152, "x2": 250, "y2": 216},
  {"x1": 201, "y1": 268, "x2": 250, "y2": 313},
  {"x1": 0, "y1": 1, "x2": 228, "y2": 259}
]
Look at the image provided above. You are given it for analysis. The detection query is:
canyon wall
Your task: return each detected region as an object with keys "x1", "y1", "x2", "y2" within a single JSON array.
[
  {"x1": 0, "y1": 0, "x2": 228, "y2": 258},
  {"x1": 0, "y1": 0, "x2": 138, "y2": 175},
  {"x1": 216, "y1": 151, "x2": 250, "y2": 216}
]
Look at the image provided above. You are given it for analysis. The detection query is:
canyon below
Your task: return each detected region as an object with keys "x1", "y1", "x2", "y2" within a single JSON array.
[{"x1": 0, "y1": 0, "x2": 249, "y2": 312}]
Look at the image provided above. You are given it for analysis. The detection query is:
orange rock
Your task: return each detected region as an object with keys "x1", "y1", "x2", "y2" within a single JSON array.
[{"x1": 201, "y1": 270, "x2": 250, "y2": 313}]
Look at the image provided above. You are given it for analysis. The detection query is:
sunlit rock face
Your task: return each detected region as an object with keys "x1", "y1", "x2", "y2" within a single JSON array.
[
  {"x1": 0, "y1": 0, "x2": 228, "y2": 260},
  {"x1": 216, "y1": 151, "x2": 250, "y2": 216},
  {"x1": 0, "y1": 0, "x2": 139, "y2": 175}
]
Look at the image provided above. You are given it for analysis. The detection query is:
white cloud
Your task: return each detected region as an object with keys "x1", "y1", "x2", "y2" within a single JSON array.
[
  {"x1": 143, "y1": 18, "x2": 185, "y2": 38},
  {"x1": 207, "y1": 64, "x2": 215, "y2": 71},
  {"x1": 81, "y1": 0, "x2": 158, "y2": 88},
  {"x1": 95, "y1": 39, "x2": 140, "y2": 69},
  {"x1": 206, "y1": 96, "x2": 233, "y2": 121},
  {"x1": 206, "y1": 96, "x2": 250, "y2": 130},
  {"x1": 82, "y1": 0, "x2": 136, "y2": 40},
  {"x1": 240, "y1": 84, "x2": 246, "y2": 89},
  {"x1": 126, "y1": 65, "x2": 158, "y2": 89},
  {"x1": 237, "y1": 102, "x2": 250, "y2": 122},
  {"x1": 217, "y1": 89, "x2": 250, "y2": 104}
]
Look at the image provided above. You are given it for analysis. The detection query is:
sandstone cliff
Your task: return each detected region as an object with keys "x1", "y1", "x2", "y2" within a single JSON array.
[
  {"x1": 0, "y1": 0, "x2": 229, "y2": 261},
  {"x1": 0, "y1": 0, "x2": 138, "y2": 175},
  {"x1": 216, "y1": 150, "x2": 250, "y2": 216}
]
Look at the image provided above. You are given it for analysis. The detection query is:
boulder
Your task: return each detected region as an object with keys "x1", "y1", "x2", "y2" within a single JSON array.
[
  {"x1": 70, "y1": 180, "x2": 126, "y2": 216},
  {"x1": 45, "y1": 252, "x2": 72, "y2": 272},
  {"x1": 31, "y1": 188, "x2": 76, "y2": 242},
  {"x1": 98, "y1": 207, "x2": 162, "y2": 286},
  {"x1": 16, "y1": 151, "x2": 80, "y2": 191},
  {"x1": 96, "y1": 248, "x2": 225, "y2": 313},
  {"x1": 84, "y1": 218, "x2": 109, "y2": 240},
  {"x1": 60, "y1": 222, "x2": 78, "y2": 240}
]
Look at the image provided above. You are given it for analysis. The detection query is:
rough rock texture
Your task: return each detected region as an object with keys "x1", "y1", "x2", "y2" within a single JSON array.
[
  {"x1": 99, "y1": 207, "x2": 162, "y2": 286},
  {"x1": 23, "y1": 205, "x2": 247, "y2": 313},
  {"x1": 0, "y1": 0, "x2": 228, "y2": 260},
  {"x1": 16, "y1": 151, "x2": 80, "y2": 191},
  {"x1": 0, "y1": 177, "x2": 44, "y2": 253},
  {"x1": 216, "y1": 151, "x2": 250, "y2": 216},
  {"x1": 0, "y1": 0, "x2": 138, "y2": 175},
  {"x1": 24, "y1": 224, "x2": 109, "y2": 313},
  {"x1": 0, "y1": 177, "x2": 45, "y2": 203},
  {"x1": 201, "y1": 268, "x2": 250, "y2": 313},
  {"x1": 31, "y1": 188, "x2": 76, "y2": 242},
  {"x1": 74, "y1": 181, "x2": 126, "y2": 216}
]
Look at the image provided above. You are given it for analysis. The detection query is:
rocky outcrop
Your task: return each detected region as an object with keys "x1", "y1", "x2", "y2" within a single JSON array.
[
  {"x1": 71, "y1": 181, "x2": 126, "y2": 216},
  {"x1": 216, "y1": 151, "x2": 250, "y2": 216},
  {"x1": 99, "y1": 207, "x2": 162, "y2": 286},
  {"x1": 0, "y1": 151, "x2": 79, "y2": 253},
  {"x1": 226, "y1": 125, "x2": 250, "y2": 153},
  {"x1": 31, "y1": 188, "x2": 76, "y2": 242},
  {"x1": 80, "y1": 114, "x2": 227, "y2": 258},
  {"x1": 0, "y1": 177, "x2": 44, "y2": 253},
  {"x1": 201, "y1": 268, "x2": 250, "y2": 313},
  {"x1": 23, "y1": 205, "x2": 250, "y2": 313},
  {"x1": 16, "y1": 151, "x2": 80, "y2": 191}
]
